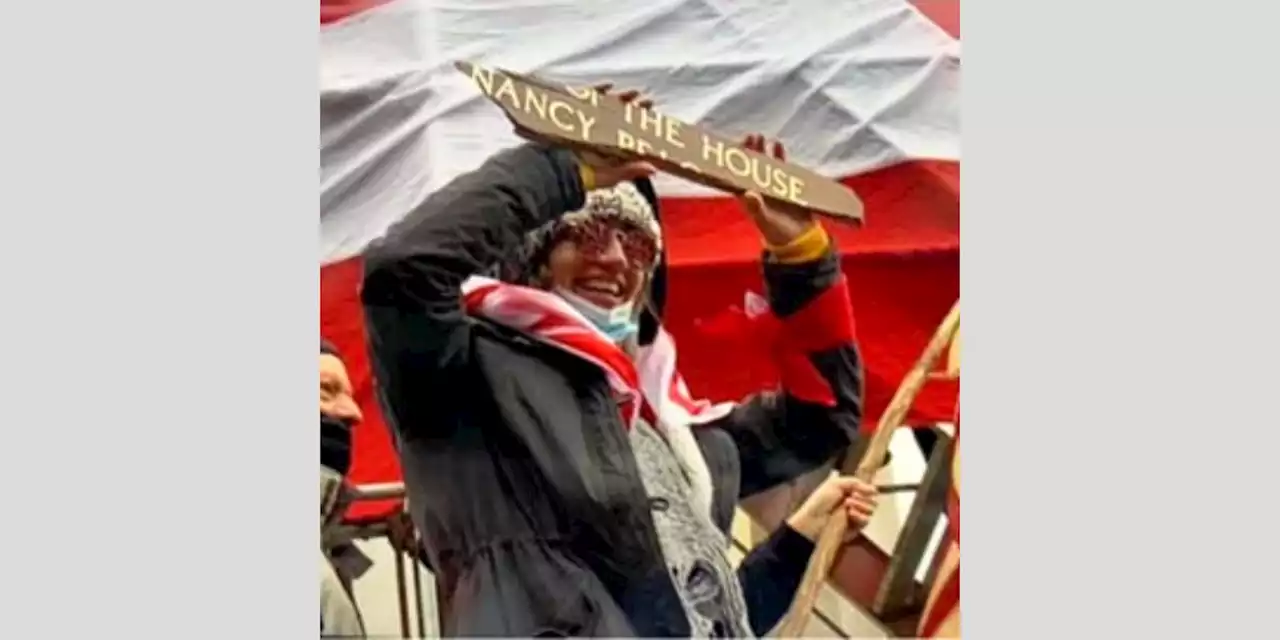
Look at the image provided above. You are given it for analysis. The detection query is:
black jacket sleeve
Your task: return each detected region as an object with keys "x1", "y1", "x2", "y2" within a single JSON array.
[
  {"x1": 736, "y1": 523, "x2": 816, "y2": 636},
  {"x1": 707, "y1": 246, "x2": 864, "y2": 498},
  {"x1": 359, "y1": 144, "x2": 586, "y2": 439}
]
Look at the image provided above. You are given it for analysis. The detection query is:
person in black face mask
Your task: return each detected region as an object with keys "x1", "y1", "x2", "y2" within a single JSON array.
[
  {"x1": 320, "y1": 339, "x2": 368, "y2": 638},
  {"x1": 321, "y1": 339, "x2": 361, "y2": 477}
]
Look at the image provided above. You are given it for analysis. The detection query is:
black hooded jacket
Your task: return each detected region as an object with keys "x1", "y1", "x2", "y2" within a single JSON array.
[{"x1": 361, "y1": 143, "x2": 864, "y2": 637}]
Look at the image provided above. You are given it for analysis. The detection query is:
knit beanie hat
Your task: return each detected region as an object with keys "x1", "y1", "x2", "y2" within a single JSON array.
[{"x1": 515, "y1": 181, "x2": 662, "y2": 278}]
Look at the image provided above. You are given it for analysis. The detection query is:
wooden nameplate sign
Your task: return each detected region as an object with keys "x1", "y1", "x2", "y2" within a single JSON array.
[{"x1": 455, "y1": 61, "x2": 864, "y2": 224}]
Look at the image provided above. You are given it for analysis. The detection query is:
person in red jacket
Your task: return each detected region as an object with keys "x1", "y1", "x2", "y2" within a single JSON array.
[{"x1": 361, "y1": 90, "x2": 875, "y2": 637}]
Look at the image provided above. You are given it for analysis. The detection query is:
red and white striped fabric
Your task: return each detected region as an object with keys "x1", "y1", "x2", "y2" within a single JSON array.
[
  {"x1": 319, "y1": 0, "x2": 961, "y2": 521},
  {"x1": 460, "y1": 275, "x2": 735, "y2": 513},
  {"x1": 460, "y1": 275, "x2": 735, "y2": 431}
]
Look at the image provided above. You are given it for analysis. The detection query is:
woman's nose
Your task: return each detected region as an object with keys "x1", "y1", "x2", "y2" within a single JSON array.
[{"x1": 595, "y1": 233, "x2": 629, "y2": 266}]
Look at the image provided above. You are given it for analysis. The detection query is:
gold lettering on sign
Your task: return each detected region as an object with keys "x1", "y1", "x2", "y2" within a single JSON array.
[
  {"x1": 565, "y1": 85, "x2": 600, "y2": 107},
  {"x1": 463, "y1": 62, "x2": 841, "y2": 218},
  {"x1": 695, "y1": 133, "x2": 810, "y2": 203},
  {"x1": 576, "y1": 110, "x2": 597, "y2": 141},
  {"x1": 616, "y1": 129, "x2": 655, "y2": 155},
  {"x1": 618, "y1": 100, "x2": 681, "y2": 146},
  {"x1": 639, "y1": 108, "x2": 663, "y2": 138},
  {"x1": 664, "y1": 119, "x2": 686, "y2": 148},
  {"x1": 768, "y1": 166, "x2": 789, "y2": 197},
  {"x1": 724, "y1": 147, "x2": 752, "y2": 178},
  {"x1": 751, "y1": 161, "x2": 774, "y2": 193},
  {"x1": 701, "y1": 135, "x2": 726, "y2": 166},
  {"x1": 468, "y1": 65, "x2": 603, "y2": 142},
  {"x1": 523, "y1": 90, "x2": 548, "y2": 119},
  {"x1": 470, "y1": 65, "x2": 497, "y2": 94},
  {"x1": 616, "y1": 129, "x2": 637, "y2": 151},
  {"x1": 548, "y1": 102, "x2": 577, "y2": 135},
  {"x1": 493, "y1": 77, "x2": 520, "y2": 108},
  {"x1": 788, "y1": 175, "x2": 808, "y2": 205}
]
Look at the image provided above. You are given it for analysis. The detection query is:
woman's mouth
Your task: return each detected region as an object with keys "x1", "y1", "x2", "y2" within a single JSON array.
[{"x1": 573, "y1": 278, "x2": 626, "y2": 308}]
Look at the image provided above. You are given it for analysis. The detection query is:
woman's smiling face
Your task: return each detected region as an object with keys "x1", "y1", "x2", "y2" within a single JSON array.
[{"x1": 542, "y1": 217, "x2": 657, "y2": 309}]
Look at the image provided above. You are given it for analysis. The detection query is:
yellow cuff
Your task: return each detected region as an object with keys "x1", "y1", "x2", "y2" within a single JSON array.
[
  {"x1": 578, "y1": 163, "x2": 596, "y2": 192},
  {"x1": 767, "y1": 223, "x2": 830, "y2": 264}
]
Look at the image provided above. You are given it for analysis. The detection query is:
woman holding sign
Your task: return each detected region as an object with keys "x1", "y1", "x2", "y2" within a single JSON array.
[{"x1": 361, "y1": 90, "x2": 876, "y2": 637}]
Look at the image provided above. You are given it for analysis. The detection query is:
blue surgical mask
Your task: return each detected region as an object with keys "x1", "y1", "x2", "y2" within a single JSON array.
[{"x1": 555, "y1": 287, "x2": 639, "y2": 343}]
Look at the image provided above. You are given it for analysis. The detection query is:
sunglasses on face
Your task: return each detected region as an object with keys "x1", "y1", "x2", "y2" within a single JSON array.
[{"x1": 559, "y1": 218, "x2": 659, "y2": 269}]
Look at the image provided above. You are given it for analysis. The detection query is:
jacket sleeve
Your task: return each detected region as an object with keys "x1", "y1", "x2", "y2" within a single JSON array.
[
  {"x1": 735, "y1": 523, "x2": 816, "y2": 636},
  {"x1": 359, "y1": 143, "x2": 586, "y2": 438},
  {"x1": 706, "y1": 242, "x2": 864, "y2": 499}
]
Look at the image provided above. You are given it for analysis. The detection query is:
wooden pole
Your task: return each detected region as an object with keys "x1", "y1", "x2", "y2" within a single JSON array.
[{"x1": 776, "y1": 300, "x2": 960, "y2": 637}]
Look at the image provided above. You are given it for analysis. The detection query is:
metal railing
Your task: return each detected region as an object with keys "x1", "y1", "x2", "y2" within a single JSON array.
[
  {"x1": 331, "y1": 428, "x2": 954, "y2": 639},
  {"x1": 325, "y1": 481, "x2": 430, "y2": 639}
]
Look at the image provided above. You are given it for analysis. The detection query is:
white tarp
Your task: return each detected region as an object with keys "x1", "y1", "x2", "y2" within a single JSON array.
[{"x1": 321, "y1": 0, "x2": 960, "y2": 264}]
